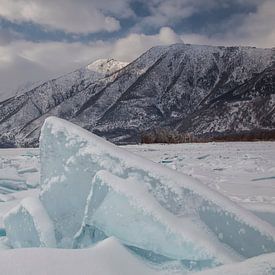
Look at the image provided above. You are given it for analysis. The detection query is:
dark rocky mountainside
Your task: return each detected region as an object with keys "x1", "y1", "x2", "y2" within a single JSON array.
[{"x1": 0, "y1": 44, "x2": 274, "y2": 147}]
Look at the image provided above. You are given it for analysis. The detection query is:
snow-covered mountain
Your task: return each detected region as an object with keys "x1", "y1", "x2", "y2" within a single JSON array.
[{"x1": 0, "y1": 44, "x2": 274, "y2": 147}]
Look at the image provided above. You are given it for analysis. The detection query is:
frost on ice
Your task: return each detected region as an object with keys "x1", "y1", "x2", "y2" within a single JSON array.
[
  {"x1": 3, "y1": 117, "x2": 275, "y2": 271},
  {"x1": 75, "y1": 170, "x2": 237, "y2": 265}
]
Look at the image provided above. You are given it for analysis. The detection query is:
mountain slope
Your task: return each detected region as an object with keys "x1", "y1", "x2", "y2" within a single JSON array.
[
  {"x1": 0, "y1": 44, "x2": 274, "y2": 147},
  {"x1": 178, "y1": 63, "x2": 275, "y2": 137}
]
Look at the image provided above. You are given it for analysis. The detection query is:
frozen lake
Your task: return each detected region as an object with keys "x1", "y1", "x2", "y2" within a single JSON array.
[
  {"x1": 0, "y1": 142, "x2": 275, "y2": 226},
  {"x1": 0, "y1": 141, "x2": 275, "y2": 274}
]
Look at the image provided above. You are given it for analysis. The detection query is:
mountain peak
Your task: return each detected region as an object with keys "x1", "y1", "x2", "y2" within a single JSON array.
[{"x1": 86, "y1": 58, "x2": 129, "y2": 75}]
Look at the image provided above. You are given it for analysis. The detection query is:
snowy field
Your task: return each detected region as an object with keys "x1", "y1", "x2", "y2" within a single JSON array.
[
  {"x1": 126, "y1": 142, "x2": 275, "y2": 215},
  {"x1": 0, "y1": 118, "x2": 275, "y2": 275}
]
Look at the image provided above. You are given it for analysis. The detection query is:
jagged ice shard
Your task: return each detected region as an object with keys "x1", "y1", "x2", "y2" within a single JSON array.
[
  {"x1": 4, "y1": 116, "x2": 275, "y2": 271},
  {"x1": 4, "y1": 197, "x2": 56, "y2": 248},
  {"x1": 75, "y1": 170, "x2": 239, "y2": 265}
]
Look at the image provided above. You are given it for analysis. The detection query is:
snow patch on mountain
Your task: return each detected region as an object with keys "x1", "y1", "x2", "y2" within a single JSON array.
[{"x1": 86, "y1": 59, "x2": 129, "y2": 75}]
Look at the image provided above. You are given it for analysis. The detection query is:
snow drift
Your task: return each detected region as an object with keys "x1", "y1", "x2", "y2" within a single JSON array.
[{"x1": 0, "y1": 237, "x2": 158, "y2": 275}]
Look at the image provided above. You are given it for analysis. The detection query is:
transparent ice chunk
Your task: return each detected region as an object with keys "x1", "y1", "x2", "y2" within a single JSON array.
[{"x1": 4, "y1": 197, "x2": 56, "y2": 248}]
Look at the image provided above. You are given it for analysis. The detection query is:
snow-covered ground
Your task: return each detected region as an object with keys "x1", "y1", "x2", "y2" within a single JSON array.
[
  {"x1": 0, "y1": 140, "x2": 275, "y2": 274},
  {"x1": 125, "y1": 142, "x2": 275, "y2": 209}
]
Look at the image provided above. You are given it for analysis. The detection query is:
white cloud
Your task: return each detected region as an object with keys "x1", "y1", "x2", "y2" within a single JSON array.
[
  {"x1": 137, "y1": 0, "x2": 197, "y2": 28},
  {"x1": 112, "y1": 27, "x2": 182, "y2": 61},
  {"x1": 232, "y1": 0, "x2": 275, "y2": 48},
  {"x1": 181, "y1": 0, "x2": 275, "y2": 48},
  {"x1": 0, "y1": 40, "x2": 111, "y2": 98},
  {"x1": 0, "y1": 26, "x2": 22, "y2": 46},
  {"x1": 0, "y1": 0, "x2": 274, "y2": 99},
  {"x1": 134, "y1": 0, "x2": 274, "y2": 49},
  {"x1": 137, "y1": 0, "x2": 254, "y2": 29},
  {"x1": 0, "y1": 0, "x2": 130, "y2": 34}
]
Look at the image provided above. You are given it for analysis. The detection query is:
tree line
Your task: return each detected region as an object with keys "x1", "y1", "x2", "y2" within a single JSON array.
[{"x1": 141, "y1": 128, "x2": 275, "y2": 144}]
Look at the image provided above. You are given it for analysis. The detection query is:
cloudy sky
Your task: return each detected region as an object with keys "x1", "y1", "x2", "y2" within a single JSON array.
[{"x1": 0, "y1": 0, "x2": 274, "y2": 98}]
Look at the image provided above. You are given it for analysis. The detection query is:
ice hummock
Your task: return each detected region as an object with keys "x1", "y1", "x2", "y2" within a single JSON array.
[
  {"x1": 4, "y1": 197, "x2": 56, "y2": 248},
  {"x1": 2, "y1": 116, "x2": 275, "y2": 273},
  {"x1": 38, "y1": 117, "x2": 275, "y2": 261},
  {"x1": 75, "y1": 170, "x2": 240, "y2": 266}
]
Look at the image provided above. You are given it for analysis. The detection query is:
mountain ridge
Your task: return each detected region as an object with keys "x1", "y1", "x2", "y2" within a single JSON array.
[{"x1": 0, "y1": 43, "x2": 274, "y2": 147}]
